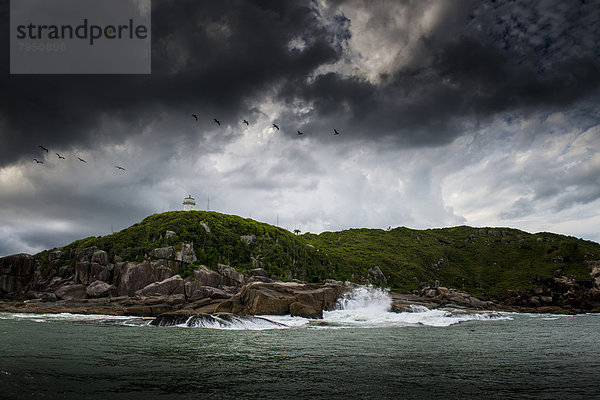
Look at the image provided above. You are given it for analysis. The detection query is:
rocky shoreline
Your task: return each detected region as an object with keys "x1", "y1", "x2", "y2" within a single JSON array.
[
  {"x1": 1, "y1": 281, "x2": 597, "y2": 320},
  {"x1": 2, "y1": 244, "x2": 600, "y2": 321}
]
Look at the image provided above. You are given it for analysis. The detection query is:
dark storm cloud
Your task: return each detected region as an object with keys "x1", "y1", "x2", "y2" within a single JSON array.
[
  {"x1": 1, "y1": 0, "x2": 340, "y2": 166},
  {"x1": 3, "y1": 0, "x2": 599, "y2": 165},
  {"x1": 278, "y1": 1, "x2": 600, "y2": 146}
]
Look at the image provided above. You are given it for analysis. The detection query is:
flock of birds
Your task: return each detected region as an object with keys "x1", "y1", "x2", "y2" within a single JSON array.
[
  {"x1": 33, "y1": 115, "x2": 342, "y2": 168},
  {"x1": 33, "y1": 145, "x2": 125, "y2": 171},
  {"x1": 192, "y1": 114, "x2": 341, "y2": 136}
]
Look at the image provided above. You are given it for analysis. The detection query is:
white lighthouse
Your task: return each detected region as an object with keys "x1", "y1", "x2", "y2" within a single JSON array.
[{"x1": 183, "y1": 195, "x2": 196, "y2": 211}]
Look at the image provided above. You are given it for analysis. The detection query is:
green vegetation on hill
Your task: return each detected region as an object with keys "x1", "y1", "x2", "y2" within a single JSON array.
[
  {"x1": 38, "y1": 211, "x2": 600, "y2": 300},
  {"x1": 303, "y1": 226, "x2": 600, "y2": 298},
  {"x1": 52, "y1": 211, "x2": 330, "y2": 282}
]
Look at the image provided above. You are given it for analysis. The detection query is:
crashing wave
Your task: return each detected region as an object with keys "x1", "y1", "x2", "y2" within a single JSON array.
[{"x1": 150, "y1": 313, "x2": 288, "y2": 330}]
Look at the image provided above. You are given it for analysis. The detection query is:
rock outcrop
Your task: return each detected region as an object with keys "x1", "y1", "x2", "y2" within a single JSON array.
[
  {"x1": 215, "y1": 281, "x2": 349, "y2": 318},
  {"x1": 136, "y1": 275, "x2": 185, "y2": 297},
  {"x1": 149, "y1": 246, "x2": 174, "y2": 260},
  {"x1": 199, "y1": 221, "x2": 210, "y2": 233},
  {"x1": 187, "y1": 286, "x2": 232, "y2": 302},
  {"x1": 240, "y1": 234, "x2": 256, "y2": 244},
  {"x1": 114, "y1": 261, "x2": 174, "y2": 297},
  {"x1": 186, "y1": 265, "x2": 225, "y2": 288},
  {"x1": 417, "y1": 285, "x2": 490, "y2": 309},
  {"x1": 217, "y1": 264, "x2": 245, "y2": 286},
  {"x1": 86, "y1": 280, "x2": 116, "y2": 298},
  {"x1": 184, "y1": 265, "x2": 246, "y2": 301},
  {"x1": 175, "y1": 243, "x2": 196, "y2": 264},
  {"x1": 0, "y1": 254, "x2": 37, "y2": 295},
  {"x1": 74, "y1": 247, "x2": 113, "y2": 285},
  {"x1": 55, "y1": 284, "x2": 87, "y2": 300},
  {"x1": 498, "y1": 269, "x2": 600, "y2": 312},
  {"x1": 367, "y1": 266, "x2": 387, "y2": 285},
  {"x1": 289, "y1": 301, "x2": 322, "y2": 318},
  {"x1": 48, "y1": 250, "x2": 63, "y2": 263}
]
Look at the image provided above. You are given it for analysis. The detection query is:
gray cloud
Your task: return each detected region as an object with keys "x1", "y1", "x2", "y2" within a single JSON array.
[
  {"x1": 3, "y1": 0, "x2": 599, "y2": 164},
  {"x1": 2, "y1": 0, "x2": 600, "y2": 255},
  {"x1": 500, "y1": 197, "x2": 536, "y2": 220}
]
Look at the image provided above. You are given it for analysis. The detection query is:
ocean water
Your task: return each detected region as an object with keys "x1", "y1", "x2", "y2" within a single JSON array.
[{"x1": 1, "y1": 287, "x2": 599, "y2": 399}]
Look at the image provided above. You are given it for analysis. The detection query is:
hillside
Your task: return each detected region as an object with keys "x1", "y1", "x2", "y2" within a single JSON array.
[
  {"x1": 36, "y1": 211, "x2": 329, "y2": 283},
  {"x1": 34, "y1": 211, "x2": 600, "y2": 300},
  {"x1": 303, "y1": 226, "x2": 600, "y2": 298}
]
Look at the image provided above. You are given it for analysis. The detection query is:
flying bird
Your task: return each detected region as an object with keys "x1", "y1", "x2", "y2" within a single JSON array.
[
  {"x1": 192, "y1": 114, "x2": 198, "y2": 121},
  {"x1": 243, "y1": 120, "x2": 249, "y2": 125},
  {"x1": 39, "y1": 145, "x2": 48, "y2": 153},
  {"x1": 272, "y1": 123, "x2": 279, "y2": 130},
  {"x1": 213, "y1": 118, "x2": 220, "y2": 126},
  {"x1": 56, "y1": 153, "x2": 65, "y2": 159},
  {"x1": 334, "y1": 129, "x2": 340, "y2": 135},
  {"x1": 77, "y1": 157, "x2": 87, "y2": 163},
  {"x1": 115, "y1": 166, "x2": 125, "y2": 171},
  {"x1": 297, "y1": 130, "x2": 304, "y2": 135},
  {"x1": 33, "y1": 158, "x2": 43, "y2": 164}
]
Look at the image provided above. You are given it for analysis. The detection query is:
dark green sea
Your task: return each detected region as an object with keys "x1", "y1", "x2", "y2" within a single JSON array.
[{"x1": 1, "y1": 288, "x2": 599, "y2": 399}]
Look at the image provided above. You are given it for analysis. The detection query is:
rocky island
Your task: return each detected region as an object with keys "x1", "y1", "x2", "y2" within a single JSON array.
[{"x1": 1, "y1": 211, "x2": 600, "y2": 321}]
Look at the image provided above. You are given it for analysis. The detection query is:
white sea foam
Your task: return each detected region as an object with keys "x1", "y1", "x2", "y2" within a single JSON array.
[
  {"x1": 268, "y1": 286, "x2": 509, "y2": 329},
  {"x1": 0, "y1": 312, "x2": 153, "y2": 326},
  {"x1": 184, "y1": 314, "x2": 288, "y2": 330},
  {"x1": 335, "y1": 285, "x2": 392, "y2": 312}
]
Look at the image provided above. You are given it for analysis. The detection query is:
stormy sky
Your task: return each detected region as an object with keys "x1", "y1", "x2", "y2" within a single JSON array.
[{"x1": 2, "y1": 0, "x2": 600, "y2": 256}]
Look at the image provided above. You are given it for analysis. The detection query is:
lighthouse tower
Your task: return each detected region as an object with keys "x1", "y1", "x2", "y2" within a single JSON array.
[{"x1": 183, "y1": 195, "x2": 196, "y2": 211}]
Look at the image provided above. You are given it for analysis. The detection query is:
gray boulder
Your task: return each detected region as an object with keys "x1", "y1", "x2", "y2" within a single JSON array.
[
  {"x1": 175, "y1": 242, "x2": 197, "y2": 264},
  {"x1": 135, "y1": 275, "x2": 185, "y2": 297},
  {"x1": 184, "y1": 266, "x2": 233, "y2": 300},
  {"x1": 75, "y1": 261, "x2": 111, "y2": 285},
  {"x1": 55, "y1": 284, "x2": 87, "y2": 300},
  {"x1": 150, "y1": 246, "x2": 174, "y2": 260},
  {"x1": 189, "y1": 265, "x2": 226, "y2": 287},
  {"x1": 246, "y1": 275, "x2": 273, "y2": 283},
  {"x1": 240, "y1": 234, "x2": 256, "y2": 244},
  {"x1": 186, "y1": 285, "x2": 232, "y2": 301},
  {"x1": 74, "y1": 261, "x2": 91, "y2": 284},
  {"x1": 217, "y1": 264, "x2": 245, "y2": 286},
  {"x1": 200, "y1": 221, "x2": 210, "y2": 233},
  {"x1": 247, "y1": 268, "x2": 268, "y2": 278},
  {"x1": 469, "y1": 296, "x2": 488, "y2": 308},
  {"x1": 76, "y1": 247, "x2": 98, "y2": 262},
  {"x1": 215, "y1": 281, "x2": 349, "y2": 317},
  {"x1": 165, "y1": 230, "x2": 176, "y2": 239},
  {"x1": 89, "y1": 262, "x2": 111, "y2": 283},
  {"x1": 91, "y1": 250, "x2": 108, "y2": 266},
  {"x1": 87, "y1": 280, "x2": 116, "y2": 298},
  {"x1": 0, "y1": 253, "x2": 37, "y2": 294},
  {"x1": 39, "y1": 292, "x2": 57, "y2": 302},
  {"x1": 114, "y1": 261, "x2": 175, "y2": 297},
  {"x1": 589, "y1": 262, "x2": 600, "y2": 287},
  {"x1": 48, "y1": 250, "x2": 63, "y2": 262},
  {"x1": 290, "y1": 301, "x2": 322, "y2": 319},
  {"x1": 58, "y1": 265, "x2": 74, "y2": 278},
  {"x1": 447, "y1": 293, "x2": 471, "y2": 306}
]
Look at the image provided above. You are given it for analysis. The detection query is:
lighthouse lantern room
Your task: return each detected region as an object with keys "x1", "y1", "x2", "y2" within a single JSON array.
[{"x1": 183, "y1": 195, "x2": 196, "y2": 211}]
